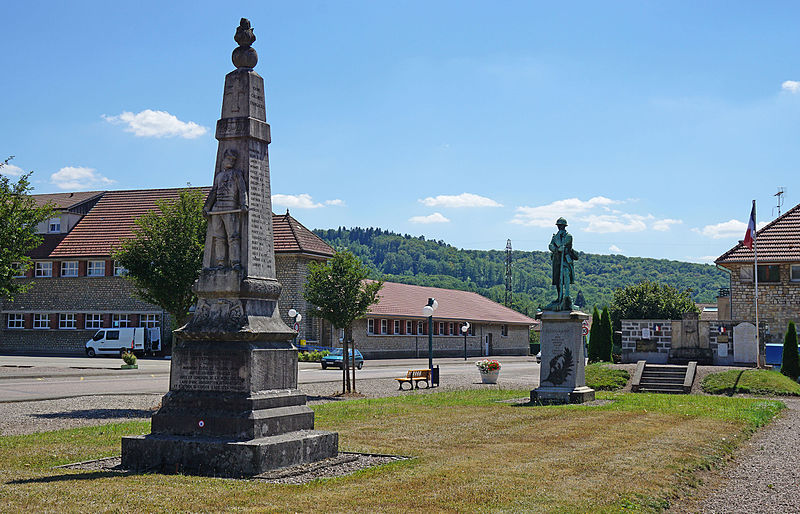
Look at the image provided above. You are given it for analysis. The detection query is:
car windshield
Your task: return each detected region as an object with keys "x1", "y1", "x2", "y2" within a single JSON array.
[{"x1": 328, "y1": 349, "x2": 358, "y2": 356}]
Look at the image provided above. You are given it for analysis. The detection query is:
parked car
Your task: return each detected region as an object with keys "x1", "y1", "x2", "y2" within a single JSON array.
[{"x1": 321, "y1": 348, "x2": 364, "y2": 369}]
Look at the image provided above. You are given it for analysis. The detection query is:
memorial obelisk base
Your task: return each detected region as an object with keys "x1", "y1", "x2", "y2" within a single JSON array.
[{"x1": 531, "y1": 310, "x2": 595, "y2": 404}]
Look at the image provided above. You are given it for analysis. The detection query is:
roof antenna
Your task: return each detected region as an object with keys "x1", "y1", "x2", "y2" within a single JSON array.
[{"x1": 773, "y1": 187, "x2": 786, "y2": 218}]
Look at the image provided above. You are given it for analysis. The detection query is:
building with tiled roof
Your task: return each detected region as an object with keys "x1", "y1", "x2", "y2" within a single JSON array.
[
  {"x1": 1, "y1": 187, "x2": 334, "y2": 355},
  {"x1": 715, "y1": 201, "x2": 800, "y2": 343},
  {"x1": 351, "y1": 281, "x2": 536, "y2": 358}
]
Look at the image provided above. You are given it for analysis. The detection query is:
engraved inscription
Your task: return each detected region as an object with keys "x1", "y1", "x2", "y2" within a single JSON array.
[
  {"x1": 178, "y1": 354, "x2": 246, "y2": 392},
  {"x1": 246, "y1": 140, "x2": 274, "y2": 279}
]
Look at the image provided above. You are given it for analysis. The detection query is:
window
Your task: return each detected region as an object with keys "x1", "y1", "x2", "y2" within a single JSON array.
[
  {"x1": 114, "y1": 261, "x2": 128, "y2": 276},
  {"x1": 380, "y1": 319, "x2": 387, "y2": 334},
  {"x1": 406, "y1": 320, "x2": 413, "y2": 334},
  {"x1": 59, "y1": 314, "x2": 76, "y2": 329},
  {"x1": 48, "y1": 218, "x2": 61, "y2": 233},
  {"x1": 7, "y1": 313, "x2": 24, "y2": 329},
  {"x1": 35, "y1": 262, "x2": 52, "y2": 277},
  {"x1": 757, "y1": 265, "x2": 780, "y2": 283},
  {"x1": 367, "y1": 319, "x2": 375, "y2": 334},
  {"x1": 87, "y1": 261, "x2": 105, "y2": 277},
  {"x1": 106, "y1": 330, "x2": 120, "y2": 341},
  {"x1": 449, "y1": 322, "x2": 455, "y2": 335},
  {"x1": 393, "y1": 320, "x2": 400, "y2": 335},
  {"x1": 417, "y1": 321, "x2": 424, "y2": 335},
  {"x1": 85, "y1": 314, "x2": 103, "y2": 330},
  {"x1": 33, "y1": 314, "x2": 49, "y2": 329},
  {"x1": 501, "y1": 324, "x2": 509, "y2": 337},
  {"x1": 12, "y1": 262, "x2": 26, "y2": 278},
  {"x1": 438, "y1": 322, "x2": 444, "y2": 335},
  {"x1": 112, "y1": 314, "x2": 130, "y2": 328},
  {"x1": 791, "y1": 265, "x2": 800, "y2": 282},
  {"x1": 469, "y1": 324, "x2": 475, "y2": 336},
  {"x1": 60, "y1": 261, "x2": 78, "y2": 277},
  {"x1": 141, "y1": 314, "x2": 160, "y2": 328},
  {"x1": 739, "y1": 266, "x2": 754, "y2": 282}
]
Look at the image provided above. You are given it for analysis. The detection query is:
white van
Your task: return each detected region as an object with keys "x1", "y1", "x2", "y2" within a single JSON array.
[{"x1": 85, "y1": 327, "x2": 161, "y2": 357}]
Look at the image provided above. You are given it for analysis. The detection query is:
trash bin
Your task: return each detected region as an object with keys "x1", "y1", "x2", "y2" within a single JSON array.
[{"x1": 431, "y1": 365, "x2": 440, "y2": 387}]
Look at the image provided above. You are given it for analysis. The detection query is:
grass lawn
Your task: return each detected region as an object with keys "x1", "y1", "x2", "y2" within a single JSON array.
[
  {"x1": 585, "y1": 362, "x2": 630, "y2": 391},
  {"x1": 0, "y1": 391, "x2": 783, "y2": 513},
  {"x1": 702, "y1": 368, "x2": 800, "y2": 396}
]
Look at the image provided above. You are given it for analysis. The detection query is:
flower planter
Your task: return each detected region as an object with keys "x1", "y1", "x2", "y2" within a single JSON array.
[
  {"x1": 121, "y1": 364, "x2": 138, "y2": 369},
  {"x1": 480, "y1": 369, "x2": 500, "y2": 384}
]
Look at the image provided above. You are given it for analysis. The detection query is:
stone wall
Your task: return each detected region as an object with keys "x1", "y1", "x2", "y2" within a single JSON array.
[
  {"x1": 275, "y1": 253, "x2": 328, "y2": 344},
  {"x1": 728, "y1": 262, "x2": 800, "y2": 343},
  {"x1": 350, "y1": 318, "x2": 529, "y2": 359},
  {"x1": 620, "y1": 320, "x2": 672, "y2": 363}
]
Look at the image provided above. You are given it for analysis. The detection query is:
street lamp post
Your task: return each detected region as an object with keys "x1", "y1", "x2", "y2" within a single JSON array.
[
  {"x1": 287, "y1": 308, "x2": 302, "y2": 346},
  {"x1": 421, "y1": 297, "x2": 438, "y2": 371},
  {"x1": 461, "y1": 322, "x2": 470, "y2": 360}
]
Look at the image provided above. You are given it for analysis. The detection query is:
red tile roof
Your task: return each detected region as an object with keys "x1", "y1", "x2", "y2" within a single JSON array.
[
  {"x1": 367, "y1": 281, "x2": 537, "y2": 325},
  {"x1": 42, "y1": 188, "x2": 333, "y2": 259},
  {"x1": 274, "y1": 210, "x2": 334, "y2": 257},
  {"x1": 716, "y1": 201, "x2": 800, "y2": 266},
  {"x1": 32, "y1": 191, "x2": 104, "y2": 210},
  {"x1": 28, "y1": 234, "x2": 67, "y2": 259}
]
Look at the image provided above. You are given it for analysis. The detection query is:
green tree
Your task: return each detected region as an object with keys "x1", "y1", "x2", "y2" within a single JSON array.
[
  {"x1": 600, "y1": 306, "x2": 613, "y2": 362},
  {"x1": 0, "y1": 158, "x2": 53, "y2": 300},
  {"x1": 609, "y1": 280, "x2": 697, "y2": 332},
  {"x1": 781, "y1": 321, "x2": 800, "y2": 382},
  {"x1": 113, "y1": 188, "x2": 207, "y2": 327},
  {"x1": 303, "y1": 250, "x2": 383, "y2": 393},
  {"x1": 574, "y1": 290, "x2": 586, "y2": 308},
  {"x1": 587, "y1": 306, "x2": 603, "y2": 363}
]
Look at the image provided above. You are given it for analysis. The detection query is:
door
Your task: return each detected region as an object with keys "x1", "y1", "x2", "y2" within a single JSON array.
[{"x1": 103, "y1": 330, "x2": 121, "y2": 353}]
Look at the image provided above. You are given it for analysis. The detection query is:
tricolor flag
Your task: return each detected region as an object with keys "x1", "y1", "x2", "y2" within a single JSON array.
[{"x1": 743, "y1": 201, "x2": 756, "y2": 249}]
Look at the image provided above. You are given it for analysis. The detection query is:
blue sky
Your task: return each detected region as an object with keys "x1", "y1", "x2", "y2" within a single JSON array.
[{"x1": 2, "y1": 1, "x2": 798, "y2": 263}]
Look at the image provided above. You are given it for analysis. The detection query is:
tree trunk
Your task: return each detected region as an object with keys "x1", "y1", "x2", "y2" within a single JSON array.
[{"x1": 342, "y1": 328, "x2": 351, "y2": 393}]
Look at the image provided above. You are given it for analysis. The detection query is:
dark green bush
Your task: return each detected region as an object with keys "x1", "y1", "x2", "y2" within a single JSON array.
[{"x1": 781, "y1": 321, "x2": 799, "y2": 382}]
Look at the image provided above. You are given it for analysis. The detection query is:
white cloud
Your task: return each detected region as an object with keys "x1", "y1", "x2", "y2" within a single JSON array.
[
  {"x1": 693, "y1": 219, "x2": 768, "y2": 239},
  {"x1": 584, "y1": 213, "x2": 651, "y2": 233},
  {"x1": 325, "y1": 199, "x2": 345, "y2": 207},
  {"x1": 272, "y1": 193, "x2": 324, "y2": 209},
  {"x1": 511, "y1": 196, "x2": 618, "y2": 227},
  {"x1": 419, "y1": 192, "x2": 503, "y2": 208},
  {"x1": 782, "y1": 80, "x2": 800, "y2": 93},
  {"x1": 50, "y1": 166, "x2": 114, "y2": 190},
  {"x1": 0, "y1": 163, "x2": 24, "y2": 176},
  {"x1": 609, "y1": 245, "x2": 623, "y2": 254},
  {"x1": 102, "y1": 110, "x2": 208, "y2": 139},
  {"x1": 652, "y1": 218, "x2": 683, "y2": 231},
  {"x1": 409, "y1": 212, "x2": 450, "y2": 224}
]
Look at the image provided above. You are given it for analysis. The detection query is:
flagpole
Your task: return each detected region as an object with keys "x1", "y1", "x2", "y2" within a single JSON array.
[{"x1": 752, "y1": 199, "x2": 761, "y2": 368}]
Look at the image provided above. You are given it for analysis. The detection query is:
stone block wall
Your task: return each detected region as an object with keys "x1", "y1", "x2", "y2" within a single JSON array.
[
  {"x1": 729, "y1": 262, "x2": 800, "y2": 343},
  {"x1": 1, "y1": 276, "x2": 166, "y2": 355},
  {"x1": 621, "y1": 320, "x2": 672, "y2": 362},
  {"x1": 275, "y1": 254, "x2": 327, "y2": 343}
]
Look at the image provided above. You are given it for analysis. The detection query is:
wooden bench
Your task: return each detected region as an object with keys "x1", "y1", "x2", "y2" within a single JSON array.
[{"x1": 395, "y1": 369, "x2": 431, "y2": 390}]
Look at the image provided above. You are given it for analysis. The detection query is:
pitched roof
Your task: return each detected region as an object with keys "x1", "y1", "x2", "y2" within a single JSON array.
[
  {"x1": 32, "y1": 191, "x2": 105, "y2": 210},
  {"x1": 716, "y1": 201, "x2": 800, "y2": 266},
  {"x1": 367, "y1": 281, "x2": 537, "y2": 325},
  {"x1": 43, "y1": 187, "x2": 332, "y2": 259},
  {"x1": 274, "y1": 210, "x2": 334, "y2": 257},
  {"x1": 28, "y1": 234, "x2": 67, "y2": 259}
]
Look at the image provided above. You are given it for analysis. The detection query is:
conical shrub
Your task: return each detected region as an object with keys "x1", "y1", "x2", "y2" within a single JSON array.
[
  {"x1": 588, "y1": 306, "x2": 602, "y2": 363},
  {"x1": 781, "y1": 321, "x2": 799, "y2": 381}
]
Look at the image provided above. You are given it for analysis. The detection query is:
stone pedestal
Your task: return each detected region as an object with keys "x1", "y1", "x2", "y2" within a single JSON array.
[
  {"x1": 531, "y1": 310, "x2": 595, "y2": 404},
  {"x1": 121, "y1": 19, "x2": 338, "y2": 477}
]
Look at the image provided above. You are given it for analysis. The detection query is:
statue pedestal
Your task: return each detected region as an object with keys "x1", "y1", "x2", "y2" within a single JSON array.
[{"x1": 531, "y1": 310, "x2": 595, "y2": 404}]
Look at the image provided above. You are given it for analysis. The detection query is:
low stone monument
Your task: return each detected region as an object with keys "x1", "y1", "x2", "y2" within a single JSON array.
[
  {"x1": 733, "y1": 322, "x2": 758, "y2": 365},
  {"x1": 121, "y1": 18, "x2": 338, "y2": 476},
  {"x1": 668, "y1": 311, "x2": 712, "y2": 364},
  {"x1": 531, "y1": 218, "x2": 595, "y2": 404}
]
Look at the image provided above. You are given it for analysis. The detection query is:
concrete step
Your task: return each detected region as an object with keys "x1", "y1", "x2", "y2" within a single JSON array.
[{"x1": 631, "y1": 360, "x2": 696, "y2": 394}]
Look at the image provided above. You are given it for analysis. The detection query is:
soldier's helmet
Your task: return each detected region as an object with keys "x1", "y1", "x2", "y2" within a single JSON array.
[{"x1": 556, "y1": 217, "x2": 568, "y2": 227}]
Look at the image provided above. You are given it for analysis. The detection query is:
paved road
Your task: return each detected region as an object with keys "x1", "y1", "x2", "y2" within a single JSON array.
[{"x1": 0, "y1": 355, "x2": 540, "y2": 402}]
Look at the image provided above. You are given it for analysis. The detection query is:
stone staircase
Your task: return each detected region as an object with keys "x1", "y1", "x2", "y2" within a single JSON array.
[{"x1": 631, "y1": 361, "x2": 696, "y2": 394}]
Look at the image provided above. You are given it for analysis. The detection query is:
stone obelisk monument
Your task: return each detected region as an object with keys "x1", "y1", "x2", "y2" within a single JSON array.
[
  {"x1": 530, "y1": 217, "x2": 595, "y2": 404},
  {"x1": 122, "y1": 19, "x2": 338, "y2": 476}
]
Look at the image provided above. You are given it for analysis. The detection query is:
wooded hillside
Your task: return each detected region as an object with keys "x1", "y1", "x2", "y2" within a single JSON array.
[{"x1": 314, "y1": 227, "x2": 729, "y2": 316}]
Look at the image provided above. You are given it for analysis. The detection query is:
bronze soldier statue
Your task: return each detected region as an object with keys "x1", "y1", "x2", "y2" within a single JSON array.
[{"x1": 546, "y1": 217, "x2": 578, "y2": 311}]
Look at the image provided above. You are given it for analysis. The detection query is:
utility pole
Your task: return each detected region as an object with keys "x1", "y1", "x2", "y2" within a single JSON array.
[{"x1": 505, "y1": 239, "x2": 513, "y2": 307}]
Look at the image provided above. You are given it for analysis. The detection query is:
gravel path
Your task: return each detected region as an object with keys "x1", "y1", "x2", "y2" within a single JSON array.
[{"x1": 669, "y1": 398, "x2": 800, "y2": 513}]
